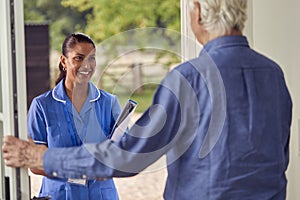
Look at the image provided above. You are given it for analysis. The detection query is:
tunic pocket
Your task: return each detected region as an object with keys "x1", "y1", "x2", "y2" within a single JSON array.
[
  {"x1": 100, "y1": 188, "x2": 119, "y2": 200},
  {"x1": 40, "y1": 178, "x2": 67, "y2": 200},
  {"x1": 89, "y1": 179, "x2": 119, "y2": 200}
]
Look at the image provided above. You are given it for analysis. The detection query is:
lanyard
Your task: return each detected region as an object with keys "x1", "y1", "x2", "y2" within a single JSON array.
[{"x1": 62, "y1": 103, "x2": 79, "y2": 146}]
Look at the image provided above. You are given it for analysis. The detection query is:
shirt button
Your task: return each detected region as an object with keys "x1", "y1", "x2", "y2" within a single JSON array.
[
  {"x1": 52, "y1": 172, "x2": 58, "y2": 177},
  {"x1": 82, "y1": 174, "x2": 87, "y2": 179}
]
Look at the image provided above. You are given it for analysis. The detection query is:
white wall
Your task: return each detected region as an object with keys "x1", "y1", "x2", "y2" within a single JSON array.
[{"x1": 251, "y1": 0, "x2": 300, "y2": 199}]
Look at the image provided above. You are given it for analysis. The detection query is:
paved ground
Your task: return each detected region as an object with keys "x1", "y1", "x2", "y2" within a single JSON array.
[{"x1": 113, "y1": 157, "x2": 167, "y2": 200}]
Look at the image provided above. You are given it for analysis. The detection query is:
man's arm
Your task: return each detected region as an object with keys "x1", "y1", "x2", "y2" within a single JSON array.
[
  {"x1": 42, "y1": 68, "x2": 201, "y2": 179},
  {"x1": 3, "y1": 67, "x2": 201, "y2": 180}
]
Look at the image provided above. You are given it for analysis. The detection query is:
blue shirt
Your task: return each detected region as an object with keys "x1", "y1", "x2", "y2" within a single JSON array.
[
  {"x1": 43, "y1": 36, "x2": 292, "y2": 200},
  {"x1": 28, "y1": 79, "x2": 121, "y2": 199}
]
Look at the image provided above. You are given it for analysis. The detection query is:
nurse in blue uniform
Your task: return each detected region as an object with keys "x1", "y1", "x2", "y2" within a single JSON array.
[{"x1": 27, "y1": 33, "x2": 121, "y2": 199}]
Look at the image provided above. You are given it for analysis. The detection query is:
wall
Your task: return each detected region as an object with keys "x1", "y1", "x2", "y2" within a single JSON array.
[{"x1": 251, "y1": 0, "x2": 300, "y2": 199}]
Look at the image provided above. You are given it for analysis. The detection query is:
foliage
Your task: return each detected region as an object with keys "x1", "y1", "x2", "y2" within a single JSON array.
[
  {"x1": 60, "y1": 0, "x2": 181, "y2": 74},
  {"x1": 24, "y1": 0, "x2": 89, "y2": 50},
  {"x1": 24, "y1": 0, "x2": 181, "y2": 53},
  {"x1": 61, "y1": 0, "x2": 181, "y2": 43}
]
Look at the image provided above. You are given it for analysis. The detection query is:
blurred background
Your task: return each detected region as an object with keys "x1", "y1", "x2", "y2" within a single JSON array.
[
  {"x1": 24, "y1": 0, "x2": 181, "y2": 199},
  {"x1": 24, "y1": 0, "x2": 182, "y2": 111}
]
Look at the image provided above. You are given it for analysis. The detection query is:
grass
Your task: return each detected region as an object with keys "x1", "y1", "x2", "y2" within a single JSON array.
[{"x1": 109, "y1": 84, "x2": 158, "y2": 113}]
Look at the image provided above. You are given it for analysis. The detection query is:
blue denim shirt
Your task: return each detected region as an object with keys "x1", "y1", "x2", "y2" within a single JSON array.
[{"x1": 43, "y1": 36, "x2": 292, "y2": 200}]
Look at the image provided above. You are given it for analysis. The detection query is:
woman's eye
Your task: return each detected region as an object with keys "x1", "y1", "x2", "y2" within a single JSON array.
[
  {"x1": 74, "y1": 56, "x2": 83, "y2": 61},
  {"x1": 89, "y1": 56, "x2": 96, "y2": 62}
]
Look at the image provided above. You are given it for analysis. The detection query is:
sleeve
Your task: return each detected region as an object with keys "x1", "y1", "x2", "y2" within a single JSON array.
[
  {"x1": 43, "y1": 69, "x2": 201, "y2": 179},
  {"x1": 280, "y1": 74, "x2": 292, "y2": 168},
  {"x1": 27, "y1": 98, "x2": 48, "y2": 145}
]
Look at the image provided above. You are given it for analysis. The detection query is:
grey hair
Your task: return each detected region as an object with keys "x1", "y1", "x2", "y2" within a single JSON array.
[{"x1": 197, "y1": 0, "x2": 248, "y2": 35}]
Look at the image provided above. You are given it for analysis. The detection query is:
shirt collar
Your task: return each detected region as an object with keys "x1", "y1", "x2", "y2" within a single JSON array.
[
  {"x1": 202, "y1": 35, "x2": 249, "y2": 54},
  {"x1": 52, "y1": 79, "x2": 101, "y2": 103}
]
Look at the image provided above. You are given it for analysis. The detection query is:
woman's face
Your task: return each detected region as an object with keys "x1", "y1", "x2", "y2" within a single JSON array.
[{"x1": 61, "y1": 42, "x2": 96, "y2": 85}]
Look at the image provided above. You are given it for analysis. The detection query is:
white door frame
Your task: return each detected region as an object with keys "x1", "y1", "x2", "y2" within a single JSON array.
[
  {"x1": 0, "y1": 0, "x2": 29, "y2": 199},
  {"x1": 180, "y1": 0, "x2": 253, "y2": 61}
]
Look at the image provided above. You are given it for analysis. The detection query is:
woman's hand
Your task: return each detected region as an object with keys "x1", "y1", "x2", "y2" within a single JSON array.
[{"x1": 2, "y1": 136, "x2": 46, "y2": 170}]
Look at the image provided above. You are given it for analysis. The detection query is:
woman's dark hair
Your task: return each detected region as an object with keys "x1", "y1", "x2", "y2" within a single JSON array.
[{"x1": 55, "y1": 32, "x2": 96, "y2": 85}]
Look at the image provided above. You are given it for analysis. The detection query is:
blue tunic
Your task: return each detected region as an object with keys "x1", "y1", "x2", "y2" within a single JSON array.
[
  {"x1": 28, "y1": 79, "x2": 121, "y2": 199},
  {"x1": 43, "y1": 36, "x2": 292, "y2": 199}
]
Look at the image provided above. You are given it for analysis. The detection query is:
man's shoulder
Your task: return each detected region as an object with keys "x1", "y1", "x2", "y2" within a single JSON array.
[{"x1": 172, "y1": 58, "x2": 200, "y2": 76}]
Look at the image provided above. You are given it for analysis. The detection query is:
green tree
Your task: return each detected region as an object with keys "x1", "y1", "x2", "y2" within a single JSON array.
[
  {"x1": 60, "y1": 0, "x2": 181, "y2": 68},
  {"x1": 24, "y1": 0, "x2": 180, "y2": 54},
  {"x1": 61, "y1": 0, "x2": 180, "y2": 43},
  {"x1": 24, "y1": 0, "x2": 90, "y2": 50}
]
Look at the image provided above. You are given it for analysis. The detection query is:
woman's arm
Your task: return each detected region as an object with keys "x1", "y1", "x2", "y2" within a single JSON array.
[{"x1": 30, "y1": 168, "x2": 48, "y2": 176}]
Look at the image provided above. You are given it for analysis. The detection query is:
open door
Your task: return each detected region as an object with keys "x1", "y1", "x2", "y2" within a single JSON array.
[{"x1": 0, "y1": 0, "x2": 30, "y2": 199}]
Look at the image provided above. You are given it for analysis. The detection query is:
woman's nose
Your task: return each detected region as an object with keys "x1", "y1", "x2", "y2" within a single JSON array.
[
  {"x1": 81, "y1": 63, "x2": 89, "y2": 68},
  {"x1": 81, "y1": 60, "x2": 90, "y2": 68}
]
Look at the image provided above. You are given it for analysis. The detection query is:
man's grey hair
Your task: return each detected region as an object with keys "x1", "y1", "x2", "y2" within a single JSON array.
[{"x1": 197, "y1": 0, "x2": 248, "y2": 35}]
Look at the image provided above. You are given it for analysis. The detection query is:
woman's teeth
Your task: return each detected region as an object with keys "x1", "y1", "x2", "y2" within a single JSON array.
[{"x1": 79, "y1": 71, "x2": 89, "y2": 75}]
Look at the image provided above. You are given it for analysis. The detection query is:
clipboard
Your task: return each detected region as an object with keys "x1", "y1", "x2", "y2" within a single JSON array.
[{"x1": 110, "y1": 99, "x2": 137, "y2": 142}]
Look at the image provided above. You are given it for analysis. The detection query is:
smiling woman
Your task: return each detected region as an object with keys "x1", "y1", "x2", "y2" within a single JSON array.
[
  {"x1": 58, "y1": 35, "x2": 97, "y2": 111},
  {"x1": 26, "y1": 33, "x2": 122, "y2": 199}
]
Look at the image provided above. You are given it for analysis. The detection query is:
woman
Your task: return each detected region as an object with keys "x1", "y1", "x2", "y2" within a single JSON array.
[{"x1": 28, "y1": 33, "x2": 121, "y2": 199}]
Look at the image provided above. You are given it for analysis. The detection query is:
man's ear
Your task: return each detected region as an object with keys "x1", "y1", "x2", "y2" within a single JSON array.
[{"x1": 194, "y1": 1, "x2": 202, "y2": 24}]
